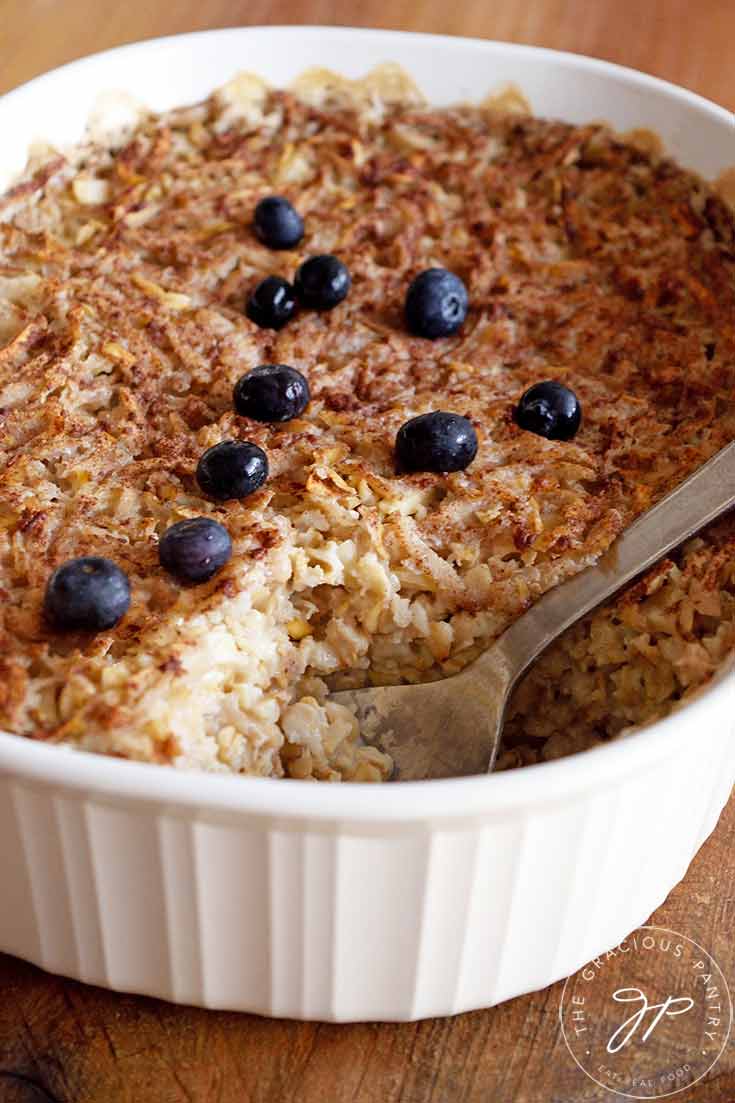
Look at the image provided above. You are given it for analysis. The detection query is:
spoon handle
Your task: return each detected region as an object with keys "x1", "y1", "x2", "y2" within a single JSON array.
[{"x1": 487, "y1": 441, "x2": 735, "y2": 680}]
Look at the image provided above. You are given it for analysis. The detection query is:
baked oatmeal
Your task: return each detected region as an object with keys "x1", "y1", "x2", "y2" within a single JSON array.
[{"x1": 1, "y1": 66, "x2": 734, "y2": 780}]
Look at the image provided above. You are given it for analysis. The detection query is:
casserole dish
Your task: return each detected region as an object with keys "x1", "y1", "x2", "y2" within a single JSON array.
[{"x1": 0, "y1": 26, "x2": 734, "y2": 1021}]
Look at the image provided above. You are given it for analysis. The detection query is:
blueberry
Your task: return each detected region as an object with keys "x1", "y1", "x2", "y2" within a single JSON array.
[
  {"x1": 396, "y1": 411, "x2": 478, "y2": 474},
  {"x1": 514, "y1": 380, "x2": 582, "y2": 441},
  {"x1": 253, "y1": 196, "x2": 304, "y2": 250},
  {"x1": 44, "y1": 556, "x2": 131, "y2": 632},
  {"x1": 294, "y1": 255, "x2": 351, "y2": 311},
  {"x1": 233, "y1": 364, "x2": 310, "y2": 423},
  {"x1": 196, "y1": 440, "x2": 268, "y2": 501},
  {"x1": 159, "y1": 517, "x2": 232, "y2": 584},
  {"x1": 405, "y1": 268, "x2": 468, "y2": 339},
  {"x1": 246, "y1": 275, "x2": 297, "y2": 331}
]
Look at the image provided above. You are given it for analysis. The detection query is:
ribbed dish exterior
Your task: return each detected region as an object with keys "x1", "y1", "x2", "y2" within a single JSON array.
[{"x1": 1, "y1": 709, "x2": 732, "y2": 1021}]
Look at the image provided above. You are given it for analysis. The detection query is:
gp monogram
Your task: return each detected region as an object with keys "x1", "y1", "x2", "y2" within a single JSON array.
[{"x1": 606, "y1": 987, "x2": 696, "y2": 1053}]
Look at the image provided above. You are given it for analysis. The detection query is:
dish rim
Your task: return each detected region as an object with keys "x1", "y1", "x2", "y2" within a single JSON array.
[{"x1": 0, "y1": 25, "x2": 732, "y2": 821}]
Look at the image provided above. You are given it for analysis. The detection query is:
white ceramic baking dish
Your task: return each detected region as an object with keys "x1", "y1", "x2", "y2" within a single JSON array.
[{"x1": 1, "y1": 27, "x2": 734, "y2": 1022}]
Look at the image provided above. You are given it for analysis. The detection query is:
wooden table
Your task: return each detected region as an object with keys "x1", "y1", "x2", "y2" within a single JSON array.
[{"x1": 1, "y1": 3, "x2": 734, "y2": 1101}]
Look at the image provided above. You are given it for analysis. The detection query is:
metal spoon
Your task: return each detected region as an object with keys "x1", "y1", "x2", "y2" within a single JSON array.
[{"x1": 331, "y1": 442, "x2": 735, "y2": 781}]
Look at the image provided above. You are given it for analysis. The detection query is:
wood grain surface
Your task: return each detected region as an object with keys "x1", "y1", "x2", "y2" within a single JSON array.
[{"x1": 1, "y1": 2, "x2": 735, "y2": 1101}]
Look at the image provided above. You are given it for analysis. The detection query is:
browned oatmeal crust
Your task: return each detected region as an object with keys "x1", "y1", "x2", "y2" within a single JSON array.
[{"x1": 1, "y1": 69, "x2": 734, "y2": 777}]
